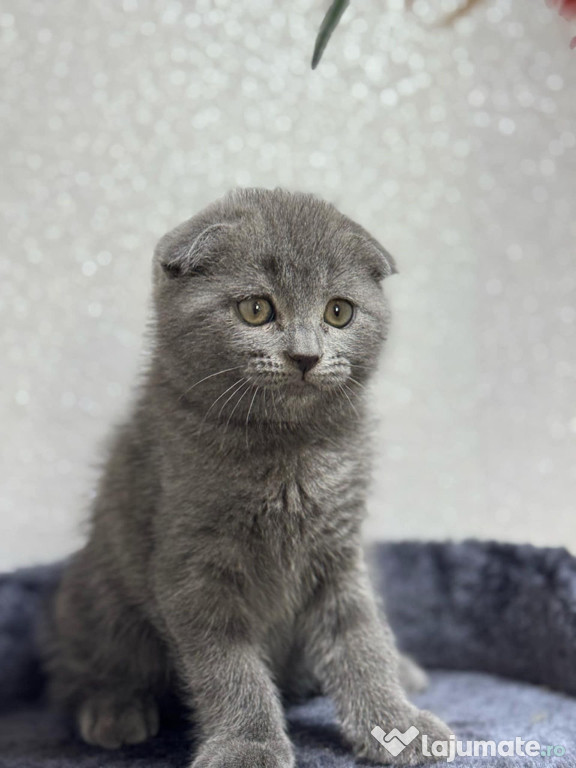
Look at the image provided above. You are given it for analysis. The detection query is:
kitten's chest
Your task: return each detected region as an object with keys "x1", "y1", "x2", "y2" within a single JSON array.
[
  {"x1": 169, "y1": 439, "x2": 369, "y2": 631},
  {"x1": 239, "y1": 445, "x2": 365, "y2": 563},
  {"x1": 233, "y1": 446, "x2": 366, "y2": 631}
]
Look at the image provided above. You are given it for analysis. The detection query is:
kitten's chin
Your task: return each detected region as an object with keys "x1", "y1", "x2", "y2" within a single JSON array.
[{"x1": 278, "y1": 382, "x2": 318, "y2": 400}]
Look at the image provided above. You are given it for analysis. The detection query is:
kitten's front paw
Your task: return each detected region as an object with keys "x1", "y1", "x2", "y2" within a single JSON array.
[
  {"x1": 191, "y1": 736, "x2": 295, "y2": 768},
  {"x1": 78, "y1": 690, "x2": 159, "y2": 749},
  {"x1": 353, "y1": 707, "x2": 452, "y2": 766}
]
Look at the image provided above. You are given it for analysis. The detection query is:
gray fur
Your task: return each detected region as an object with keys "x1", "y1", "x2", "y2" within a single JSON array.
[{"x1": 45, "y1": 188, "x2": 451, "y2": 766}]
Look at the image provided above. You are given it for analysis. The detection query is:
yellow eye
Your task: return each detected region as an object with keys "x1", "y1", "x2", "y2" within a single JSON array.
[
  {"x1": 238, "y1": 297, "x2": 275, "y2": 326},
  {"x1": 324, "y1": 298, "x2": 354, "y2": 328}
]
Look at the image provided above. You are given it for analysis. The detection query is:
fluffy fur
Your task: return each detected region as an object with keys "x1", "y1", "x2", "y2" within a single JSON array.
[{"x1": 45, "y1": 188, "x2": 451, "y2": 766}]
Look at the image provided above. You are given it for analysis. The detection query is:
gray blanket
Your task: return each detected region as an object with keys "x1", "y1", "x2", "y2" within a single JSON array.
[{"x1": 1, "y1": 541, "x2": 576, "y2": 767}]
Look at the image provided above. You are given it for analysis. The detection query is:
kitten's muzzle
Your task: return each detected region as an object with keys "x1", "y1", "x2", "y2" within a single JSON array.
[{"x1": 287, "y1": 354, "x2": 321, "y2": 376}]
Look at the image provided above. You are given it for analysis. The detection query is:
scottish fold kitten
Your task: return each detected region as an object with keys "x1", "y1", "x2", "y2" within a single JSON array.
[{"x1": 46, "y1": 188, "x2": 451, "y2": 766}]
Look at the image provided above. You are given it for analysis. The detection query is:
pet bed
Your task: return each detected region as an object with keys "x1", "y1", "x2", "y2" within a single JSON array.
[{"x1": 1, "y1": 541, "x2": 576, "y2": 767}]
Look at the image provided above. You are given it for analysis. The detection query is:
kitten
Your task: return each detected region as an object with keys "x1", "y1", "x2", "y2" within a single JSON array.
[{"x1": 46, "y1": 188, "x2": 451, "y2": 767}]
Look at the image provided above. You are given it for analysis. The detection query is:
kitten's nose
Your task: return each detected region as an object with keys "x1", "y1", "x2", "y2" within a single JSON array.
[{"x1": 289, "y1": 354, "x2": 320, "y2": 375}]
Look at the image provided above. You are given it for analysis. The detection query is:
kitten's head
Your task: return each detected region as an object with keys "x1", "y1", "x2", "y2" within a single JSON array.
[{"x1": 152, "y1": 188, "x2": 396, "y2": 429}]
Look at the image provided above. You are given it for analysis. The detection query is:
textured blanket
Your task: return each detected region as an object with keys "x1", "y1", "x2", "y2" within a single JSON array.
[{"x1": 1, "y1": 541, "x2": 576, "y2": 767}]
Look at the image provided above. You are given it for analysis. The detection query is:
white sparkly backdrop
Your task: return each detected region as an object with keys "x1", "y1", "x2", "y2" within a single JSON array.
[{"x1": 1, "y1": 0, "x2": 575, "y2": 569}]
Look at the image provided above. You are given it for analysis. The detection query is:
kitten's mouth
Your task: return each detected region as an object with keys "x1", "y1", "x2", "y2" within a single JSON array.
[
  {"x1": 249, "y1": 373, "x2": 318, "y2": 392},
  {"x1": 283, "y1": 379, "x2": 315, "y2": 393},
  {"x1": 249, "y1": 372, "x2": 342, "y2": 395}
]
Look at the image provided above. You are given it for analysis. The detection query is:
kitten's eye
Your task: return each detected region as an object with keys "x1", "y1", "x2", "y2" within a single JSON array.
[
  {"x1": 238, "y1": 297, "x2": 275, "y2": 326},
  {"x1": 324, "y1": 298, "x2": 354, "y2": 328}
]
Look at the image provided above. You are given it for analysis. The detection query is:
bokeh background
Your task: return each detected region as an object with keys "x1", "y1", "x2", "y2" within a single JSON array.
[{"x1": 1, "y1": 0, "x2": 575, "y2": 569}]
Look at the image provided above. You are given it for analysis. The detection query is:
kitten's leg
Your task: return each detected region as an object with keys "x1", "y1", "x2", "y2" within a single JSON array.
[
  {"x1": 47, "y1": 553, "x2": 164, "y2": 749},
  {"x1": 156, "y1": 591, "x2": 294, "y2": 768},
  {"x1": 398, "y1": 653, "x2": 429, "y2": 693},
  {"x1": 300, "y1": 563, "x2": 451, "y2": 766},
  {"x1": 186, "y1": 645, "x2": 294, "y2": 768}
]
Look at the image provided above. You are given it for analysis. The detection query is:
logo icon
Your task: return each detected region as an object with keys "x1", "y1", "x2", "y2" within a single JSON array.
[{"x1": 371, "y1": 725, "x2": 420, "y2": 757}]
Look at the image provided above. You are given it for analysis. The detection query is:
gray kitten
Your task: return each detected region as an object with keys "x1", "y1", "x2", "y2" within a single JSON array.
[{"x1": 46, "y1": 188, "x2": 451, "y2": 767}]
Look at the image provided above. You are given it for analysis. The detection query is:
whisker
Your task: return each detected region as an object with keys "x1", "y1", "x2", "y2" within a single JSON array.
[
  {"x1": 217, "y1": 381, "x2": 252, "y2": 454},
  {"x1": 245, "y1": 387, "x2": 260, "y2": 448},
  {"x1": 270, "y1": 387, "x2": 280, "y2": 426},
  {"x1": 225, "y1": 381, "x2": 252, "y2": 428},
  {"x1": 348, "y1": 376, "x2": 367, "y2": 390},
  {"x1": 202, "y1": 378, "x2": 245, "y2": 422},
  {"x1": 218, "y1": 378, "x2": 249, "y2": 419},
  {"x1": 339, "y1": 383, "x2": 359, "y2": 418},
  {"x1": 262, "y1": 387, "x2": 271, "y2": 424},
  {"x1": 182, "y1": 365, "x2": 243, "y2": 397}
]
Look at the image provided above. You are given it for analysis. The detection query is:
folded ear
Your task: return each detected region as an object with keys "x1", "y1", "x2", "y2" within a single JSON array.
[
  {"x1": 361, "y1": 232, "x2": 397, "y2": 281},
  {"x1": 154, "y1": 218, "x2": 237, "y2": 280},
  {"x1": 341, "y1": 217, "x2": 397, "y2": 282}
]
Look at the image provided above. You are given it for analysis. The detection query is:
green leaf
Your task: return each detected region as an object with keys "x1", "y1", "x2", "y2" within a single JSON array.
[{"x1": 311, "y1": 0, "x2": 350, "y2": 70}]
